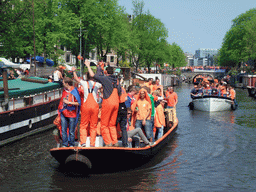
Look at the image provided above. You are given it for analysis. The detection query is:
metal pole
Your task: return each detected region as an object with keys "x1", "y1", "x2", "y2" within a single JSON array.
[
  {"x1": 80, "y1": 19, "x2": 82, "y2": 79},
  {"x1": 32, "y1": 0, "x2": 36, "y2": 76}
]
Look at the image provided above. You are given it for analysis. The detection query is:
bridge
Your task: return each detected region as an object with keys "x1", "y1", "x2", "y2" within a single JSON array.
[{"x1": 181, "y1": 69, "x2": 226, "y2": 83}]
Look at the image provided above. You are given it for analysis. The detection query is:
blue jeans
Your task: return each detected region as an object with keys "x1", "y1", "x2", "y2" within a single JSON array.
[
  {"x1": 156, "y1": 126, "x2": 164, "y2": 140},
  {"x1": 150, "y1": 116, "x2": 155, "y2": 142},
  {"x1": 116, "y1": 115, "x2": 128, "y2": 147},
  {"x1": 61, "y1": 114, "x2": 76, "y2": 147},
  {"x1": 135, "y1": 120, "x2": 152, "y2": 140}
]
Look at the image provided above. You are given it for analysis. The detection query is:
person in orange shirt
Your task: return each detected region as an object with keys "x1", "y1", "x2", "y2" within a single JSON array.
[
  {"x1": 144, "y1": 78, "x2": 153, "y2": 94},
  {"x1": 165, "y1": 87, "x2": 178, "y2": 123},
  {"x1": 132, "y1": 88, "x2": 152, "y2": 141},
  {"x1": 155, "y1": 99, "x2": 166, "y2": 140},
  {"x1": 152, "y1": 79, "x2": 163, "y2": 96}
]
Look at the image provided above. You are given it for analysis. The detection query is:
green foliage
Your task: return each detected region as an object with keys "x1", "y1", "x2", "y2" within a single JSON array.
[
  {"x1": 219, "y1": 8, "x2": 256, "y2": 69},
  {"x1": 0, "y1": 0, "x2": 188, "y2": 73}
]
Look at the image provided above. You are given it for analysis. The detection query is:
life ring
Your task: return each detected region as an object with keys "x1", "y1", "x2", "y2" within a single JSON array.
[{"x1": 65, "y1": 154, "x2": 92, "y2": 172}]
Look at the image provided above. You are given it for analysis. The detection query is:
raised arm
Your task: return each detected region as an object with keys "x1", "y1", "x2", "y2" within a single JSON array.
[
  {"x1": 84, "y1": 59, "x2": 95, "y2": 78},
  {"x1": 72, "y1": 66, "x2": 80, "y2": 83}
]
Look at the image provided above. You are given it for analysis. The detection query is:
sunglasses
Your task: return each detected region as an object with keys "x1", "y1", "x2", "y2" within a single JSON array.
[{"x1": 127, "y1": 113, "x2": 132, "y2": 115}]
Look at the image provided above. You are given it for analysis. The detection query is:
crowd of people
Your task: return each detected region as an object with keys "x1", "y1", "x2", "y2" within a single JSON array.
[
  {"x1": 53, "y1": 59, "x2": 178, "y2": 148},
  {"x1": 191, "y1": 76, "x2": 236, "y2": 103}
]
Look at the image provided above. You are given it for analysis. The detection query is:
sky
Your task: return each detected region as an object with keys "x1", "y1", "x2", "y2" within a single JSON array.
[{"x1": 118, "y1": 0, "x2": 256, "y2": 55}]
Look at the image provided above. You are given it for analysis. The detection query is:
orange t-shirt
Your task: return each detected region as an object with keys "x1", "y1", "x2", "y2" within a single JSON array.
[
  {"x1": 144, "y1": 82, "x2": 154, "y2": 93},
  {"x1": 230, "y1": 89, "x2": 235, "y2": 100},
  {"x1": 155, "y1": 104, "x2": 166, "y2": 127},
  {"x1": 152, "y1": 84, "x2": 163, "y2": 96},
  {"x1": 166, "y1": 91, "x2": 178, "y2": 107},
  {"x1": 136, "y1": 99, "x2": 151, "y2": 120}
]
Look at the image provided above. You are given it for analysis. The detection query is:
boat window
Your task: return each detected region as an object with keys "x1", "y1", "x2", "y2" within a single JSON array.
[
  {"x1": 24, "y1": 97, "x2": 33, "y2": 106},
  {"x1": 45, "y1": 94, "x2": 48, "y2": 101}
]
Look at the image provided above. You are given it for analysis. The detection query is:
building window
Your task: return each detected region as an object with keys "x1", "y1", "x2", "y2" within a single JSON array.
[
  {"x1": 66, "y1": 55, "x2": 70, "y2": 62},
  {"x1": 111, "y1": 56, "x2": 114, "y2": 62}
]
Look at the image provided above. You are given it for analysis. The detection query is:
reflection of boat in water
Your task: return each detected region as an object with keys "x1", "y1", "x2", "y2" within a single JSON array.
[
  {"x1": 50, "y1": 116, "x2": 178, "y2": 174},
  {"x1": 0, "y1": 76, "x2": 62, "y2": 146},
  {"x1": 189, "y1": 95, "x2": 236, "y2": 112}
]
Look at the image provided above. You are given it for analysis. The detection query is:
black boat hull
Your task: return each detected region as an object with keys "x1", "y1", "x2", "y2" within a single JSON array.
[{"x1": 50, "y1": 119, "x2": 178, "y2": 173}]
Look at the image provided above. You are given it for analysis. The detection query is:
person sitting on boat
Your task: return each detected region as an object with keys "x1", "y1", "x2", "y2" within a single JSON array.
[
  {"x1": 227, "y1": 85, "x2": 237, "y2": 104},
  {"x1": 197, "y1": 84, "x2": 203, "y2": 96},
  {"x1": 191, "y1": 85, "x2": 199, "y2": 98},
  {"x1": 53, "y1": 66, "x2": 63, "y2": 86},
  {"x1": 203, "y1": 83, "x2": 212, "y2": 96},
  {"x1": 72, "y1": 67, "x2": 102, "y2": 147},
  {"x1": 117, "y1": 108, "x2": 151, "y2": 148},
  {"x1": 131, "y1": 88, "x2": 152, "y2": 142},
  {"x1": 59, "y1": 77, "x2": 81, "y2": 147},
  {"x1": 220, "y1": 82, "x2": 227, "y2": 97},
  {"x1": 84, "y1": 59, "x2": 121, "y2": 147},
  {"x1": 165, "y1": 87, "x2": 178, "y2": 123},
  {"x1": 155, "y1": 98, "x2": 167, "y2": 140}
]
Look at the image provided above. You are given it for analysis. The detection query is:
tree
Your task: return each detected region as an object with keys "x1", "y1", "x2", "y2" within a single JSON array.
[{"x1": 219, "y1": 8, "x2": 256, "y2": 69}]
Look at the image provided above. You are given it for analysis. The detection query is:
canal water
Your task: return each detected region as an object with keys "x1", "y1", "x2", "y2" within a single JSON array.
[{"x1": 1, "y1": 83, "x2": 256, "y2": 191}]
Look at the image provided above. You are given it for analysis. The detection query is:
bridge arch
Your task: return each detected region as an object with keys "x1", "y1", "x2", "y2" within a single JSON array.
[{"x1": 192, "y1": 73, "x2": 214, "y2": 84}]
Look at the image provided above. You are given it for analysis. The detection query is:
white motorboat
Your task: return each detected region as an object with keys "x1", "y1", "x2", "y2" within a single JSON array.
[{"x1": 189, "y1": 96, "x2": 236, "y2": 112}]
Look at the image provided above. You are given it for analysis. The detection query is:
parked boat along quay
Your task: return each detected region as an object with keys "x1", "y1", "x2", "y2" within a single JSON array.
[{"x1": 0, "y1": 83, "x2": 255, "y2": 191}]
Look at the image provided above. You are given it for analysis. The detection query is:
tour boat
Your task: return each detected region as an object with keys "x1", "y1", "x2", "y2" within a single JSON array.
[
  {"x1": 189, "y1": 95, "x2": 236, "y2": 112},
  {"x1": 50, "y1": 116, "x2": 178, "y2": 174},
  {"x1": 0, "y1": 76, "x2": 62, "y2": 146}
]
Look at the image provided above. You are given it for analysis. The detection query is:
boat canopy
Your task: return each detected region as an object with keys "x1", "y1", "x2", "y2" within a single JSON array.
[{"x1": 0, "y1": 77, "x2": 61, "y2": 99}]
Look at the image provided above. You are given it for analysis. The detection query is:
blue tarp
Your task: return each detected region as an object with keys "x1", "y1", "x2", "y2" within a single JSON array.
[
  {"x1": 31, "y1": 56, "x2": 44, "y2": 63},
  {"x1": 46, "y1": 59, "x2": 54, "y2": 66}
]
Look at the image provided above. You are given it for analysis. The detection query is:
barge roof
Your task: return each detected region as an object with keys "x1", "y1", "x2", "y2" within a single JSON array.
[{"x1": 0, "y1": 77, "x2": 61, "y2": 99}]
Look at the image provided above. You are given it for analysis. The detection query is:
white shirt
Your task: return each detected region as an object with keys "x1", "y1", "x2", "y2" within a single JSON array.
[
  {"x1": 80, "y1": 80, "x2": 102, "y2": 103},
  {"x1": 53, "y1": 70, "x2": 61, "y2": 81}
]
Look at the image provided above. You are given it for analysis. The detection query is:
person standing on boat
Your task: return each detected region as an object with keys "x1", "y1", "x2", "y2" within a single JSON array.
[
  {"x1": 165, "y1": 87, "x2": 178, "y2": 123},
  {"x1": 144, "y1": 78, "x2": 153, "y2": 94},
  {"x1": 59, "y1": 77, "x2": 81, "y2": 147},
  {"x1": 53, "y1": 66, "x2": 63, "y2": 86},
  {"x1": 72, "y1": 67, "x2": 102, "y2": 147},
  {"x1": 116, "y1": 77, "x2": 129, "y2": 147},
  {"x1": 155, "y1": 98, "x2": 166, "y2": 140},
  {"x1": 132, "y1": 88, "x2": 152, "y2": 142},
  {"x1": 84, "y1": 59, "x2": 121, "y2": 147},
  {"x1": 125, "y1": 85, "x2": 137, "y2": 108},
  {"x1": 152, "y1": 78, "x2": 164, "y2": 96}
]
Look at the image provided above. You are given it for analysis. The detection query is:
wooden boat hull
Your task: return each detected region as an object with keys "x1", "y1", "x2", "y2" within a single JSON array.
[
  {"x1": 50, "y1": 119, "x2": 178, "y2": 173},
  {"x1": 192, "y1": 96, "x2": 235, "y2": 112}
]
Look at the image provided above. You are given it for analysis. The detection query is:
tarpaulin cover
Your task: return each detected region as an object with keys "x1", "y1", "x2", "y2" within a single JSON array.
[
  {"x1": 46, "y1": 59, "x2": 54, "y2": 66},
  {"x1": 0, "y1": 77, "x2": 61, "y2": 99}
]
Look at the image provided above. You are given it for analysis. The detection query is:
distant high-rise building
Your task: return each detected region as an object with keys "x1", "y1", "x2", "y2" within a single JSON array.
[
  {"x1": 195, "y1": 48, "x2": 218, "y2": 66},
  {"x1": 195, "y1": 48, "x2": 218, "y2": 59}
]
